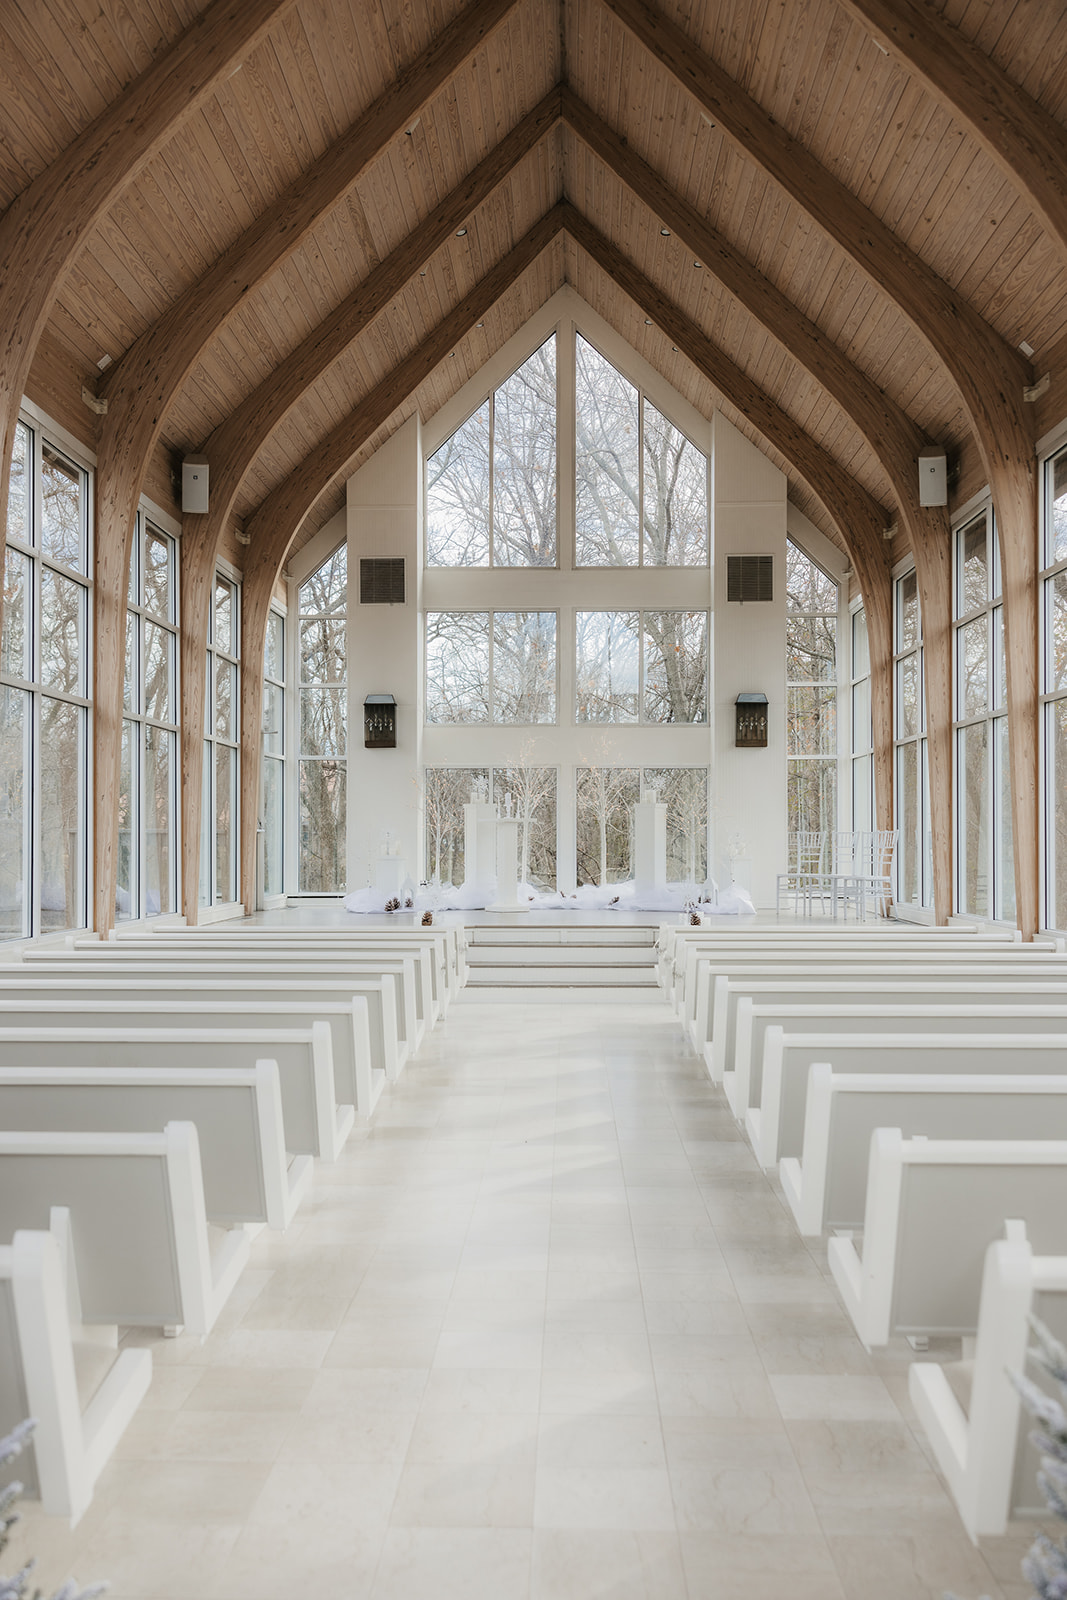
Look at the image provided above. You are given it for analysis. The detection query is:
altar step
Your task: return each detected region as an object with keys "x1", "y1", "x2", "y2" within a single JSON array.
[{"x1": 460, "y1": 925, "x2": 661, "y2": 1002}]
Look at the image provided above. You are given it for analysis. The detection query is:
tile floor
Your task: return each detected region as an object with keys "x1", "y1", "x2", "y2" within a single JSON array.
[{"x1": 17, "y1": 994, "x2": 1039, "y2": 1598}]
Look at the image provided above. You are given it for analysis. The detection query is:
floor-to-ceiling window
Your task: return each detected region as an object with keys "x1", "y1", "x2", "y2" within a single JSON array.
[
  {"x1": 200, "y1": 570, "x2": 240, "y2": 908},
  {"x1": 893, "y1": 567, "x2": 932, "y2": 909},
  {"x1": 298, "y1": 544, "x2": 346, "y2": 893},
  {"x1": 422, "y1": 322, "x2": 711, "y2": 891},
  {"x1": 261, "y1": 605, "x2": 285, "y2": 900},
  {"x1": 1042, "y1": 441, "x2": 1067, "y2": 931},
  {"x1": 849, "y1": 605, "x2": 873, "y2": 832},
  {"x1": 785, "y1": 540, "x2": 838, "y2": 836},
  {"x1": 953, "y1": 506, "x2": 1014, "y2": 921},
  {"x1": 119, "y1": 514, "x2": 178, "y2": 920},
  {"x1": 1, "y1": 415, "x2": 91, "y2": 939}
]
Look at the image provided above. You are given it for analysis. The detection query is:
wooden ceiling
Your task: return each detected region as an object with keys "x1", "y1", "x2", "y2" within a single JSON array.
[{"x1": 5, "y1": 0, "x2": 1067, "y2": 562}]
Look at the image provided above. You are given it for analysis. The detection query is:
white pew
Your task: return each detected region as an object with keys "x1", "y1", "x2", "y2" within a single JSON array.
[
  {"x1": 750, "y1": 1030, "x2": 1067, "y2": 1170},
  {"x1": 692, "y1": 950, "x2": 1067, "y2": 1057},
  {"x1": 0, "y1": 1021, "x2": 347, "y2": 1161},
  {"x1": 708, "y1": 974, "x2": 1067, "y2": 1087},
  {"x1": 827, "y1": 1129, "x2": 1067, "y2": 1348},
  {"x1": 138, "y1": 920, "x2": 470, "y2": 993},
  {"x1": 0, "y1": 1063, "x2": 309, "y2": 1231},
  {"x1": 0, "y1": 978, "x2": 390, "y2": 1115},
  {"x1": 668, "y1": 931, "x2": 1021, "y2": 1023},
  {"x1": 780, "y1": 1067, "x2": 1067, "y2": 1235},
  {"x1": 0, "y1": 1220, "x2": 151, "y2": 1524},
  {"x1": 17, "y1": 951, "x2": 424, "y2": 1061},
  {"x1": 909, "y1": 1224, "x2": 1067, "y2": 1538},
  {"x1": 732, "y1": 999, "x2": 1067, "y2": 1120},
  {"x1": 119, "y1": 928, "x2": 460, "y2": 1015},
  {"x1": 0, "y1": 1122, "x2": 250, "y2": 1337}
]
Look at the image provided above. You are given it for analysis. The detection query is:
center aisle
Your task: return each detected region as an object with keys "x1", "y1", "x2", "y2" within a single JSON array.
[{"x1": 25, "y1": 994, "x2": 1024, "y2": 1599}]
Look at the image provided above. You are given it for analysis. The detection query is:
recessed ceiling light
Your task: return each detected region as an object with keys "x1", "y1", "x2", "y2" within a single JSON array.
[
  {"x1": 672, "y1": 346, "x2": 678, "y2": 353},
  {"x1": 644, "y1": 318, "x2": 653, "y2": 326},
  {"x1": 420, "y1": 270, "x2": 427, "y2": 277},
  {"x1": 694, "y1": 261, "x2": 702, "y2": 269},
  {"x1": 660, "y1": 227, "x2": 671, "y2": 237},
  {"x1": 456, "y1": 227, "x2": 467, "y2": 237},
  {"x1": 476, "y1": 322, "x2": 484, "y2": 329}
]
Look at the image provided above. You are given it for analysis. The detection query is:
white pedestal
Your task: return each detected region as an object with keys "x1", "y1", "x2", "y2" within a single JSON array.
[
  {"x1": 488, "y1": 817, "x2": 528, "y2": 912},
  {"x1": 633, "y1": 801, "x2": 667, "y2": 892},
  {"x1": 375, "y1": 857, "x2": 409, "y2": 897},
  {"x1": 728, "y1": 858, "x2": 752, "y2": 893},
  {"x1": 463, "y1": 802, "x2": 499, "y2": 903}
]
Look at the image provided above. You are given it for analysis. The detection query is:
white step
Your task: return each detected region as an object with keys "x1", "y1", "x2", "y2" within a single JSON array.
[
  {"x1": 457, "y1": 986, "x2": 665, "y2": 1004},
  {"x1": 467, "y1": 946, "x2": 656, "y2": 967},
  {"x1": 466, "y1": 927, "x2": 656, "y2": 947},
  {"x1": 466, "y1": 965, "x2": 658, "y2": 986}
]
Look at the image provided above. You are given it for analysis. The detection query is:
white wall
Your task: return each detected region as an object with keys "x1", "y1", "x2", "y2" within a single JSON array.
[
  {"x1": 712, "y1": 414, "x2": 788, "y2": 906},
  {"x1": 345, "y1": 414, "x2": 422, "y2": 890}
]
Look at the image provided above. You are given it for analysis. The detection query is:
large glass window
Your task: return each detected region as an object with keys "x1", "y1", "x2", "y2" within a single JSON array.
[
  {"x1": 426, "y1": 337, "x2": 557, "y2": 567},
  {"x1": 1, "y1": 418, "x2": 91, "y2": 939},
  {"x1": 786, "y1": 542, "x2": 838, "y2": 835},
  {"x1": 575, "y1": 610, "x2": 707, "y2": 723},
  {"x1": 423, "y1": 765, "x2": 558, "y2": 891},
  {"x1": 850, "y1": 607, "x2": 873, "y2": 831},
  {"x1": 426, "y1": 612, "x2": 557, "y2": 724},
  {"x1": 200, "y1": 572, "x2": 240, "y2": 908},
  {"x1": 893, "y1": 569, "x2": 932, "y2": 909},
  {"x1": 953, "y1": 509, "x2": 1013, "y2": 921},
  {"x1": 262, "y1": 607, "x2": 285, "y2": 899},
  {"x1": 1042, "y1": 444, "x2": 1067, "y2": 930},
  {"x1": 119, "y1": 517, "x2": 178, "y2": 920},
  {"x1": 575, "y1": 334, "x2": 708, "y2": 567},
  {"x1": 576, "y1": 766, "x2": 708, "y2": 885},
  {"x1": 298, "y1": 546, "x2": 346, "y2": 893}
]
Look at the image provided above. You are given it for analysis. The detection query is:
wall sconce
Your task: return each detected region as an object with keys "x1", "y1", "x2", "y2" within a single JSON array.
[
  {"x1": 735, "y1": 692, "x2": 768, "y2": 748},
  {"x1": 364, "y1": 694, "x2": 397, "y2": 749}
]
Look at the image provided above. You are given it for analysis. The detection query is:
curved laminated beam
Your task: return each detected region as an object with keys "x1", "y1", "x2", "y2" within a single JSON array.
[
  {"x1": 178, "y1": 91, "x2": 558, "y2": 917},
  {"x1": 177, "y1": 89, "x2": 560, "y2": 921},
  {"x1": 233, "y1": 205, "x2": 569, "y2": 911},
  {"x1": 563, "y1": 88, "x2": 952, "y2": 918},
  {"x1": 0, "y1": 0, "x2": 294, "y2": 561},
  {"x1": 838, "y1": 0, "x2": 1067, "y2": 263},
  {"x1": 563, "y1": 204, "x2": 895, "y2": 842},
  {"x1": 600, "y1": 0, "x2": 1039, "y2": 933},
  {"x1": 89, "y1": 0, "x2": 523, "y2": 933}
]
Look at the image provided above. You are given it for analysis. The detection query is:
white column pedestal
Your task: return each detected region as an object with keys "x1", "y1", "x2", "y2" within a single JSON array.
[
  {"x1": 633, "y1": 801, "x2": 667, "y2": 892},
  {"x1": 488, "y1": 817, "x2": 528, "y2": 912},
  {"x1": 463, "y1": 802, "x2": 499, "y2": 904},
  {"x1": 375, "y1": 857, "x2": 409, "y2": 897}
]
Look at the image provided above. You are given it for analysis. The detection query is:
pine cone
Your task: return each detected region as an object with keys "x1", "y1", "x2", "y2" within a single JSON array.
[
  {"x1": 405, "y1": 895, "x2": 414, "y2": 908},
  {"x1": 385, "y1": 897, "x2": 401, "y2": 912},
  {"x1": 690, "y1": 910, "x2": 702, "y2": 925},
  {"x1": 421, "y1": 910, "x2": 434, "y2": 925}
]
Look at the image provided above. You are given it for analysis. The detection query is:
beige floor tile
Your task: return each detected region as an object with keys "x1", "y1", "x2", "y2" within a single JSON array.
[
  {"x1": 531, "y1": 1529, "x2": 687, "y2": 1600},
  {"x1": 370, "y1": 1528, "x2": 533, "y2": 1600},
  {"x1": 679, "y1": 1532, "x2": 846, "y2": 1599},
  {"x1": 770, "y1": 1374, "x2": 902, "y2": 1420}
]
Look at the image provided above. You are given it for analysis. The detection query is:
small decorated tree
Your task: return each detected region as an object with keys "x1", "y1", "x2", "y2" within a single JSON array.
[{"x1": 0, "y1": 1420, "x2": 105, "y2": 1600}]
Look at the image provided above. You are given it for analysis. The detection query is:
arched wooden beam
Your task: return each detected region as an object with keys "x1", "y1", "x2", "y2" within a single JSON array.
[
  {"x1": 563, "y1": 88, "x2": 952, "y2": 919},
  {"x1": 89, "y1": 0, "x2": 523, "y2": 933},
  {"x1": 838, "y1": 0, "x2": 1067, "y2": 264},
  {"x1": 564, "y1": 204, "x2": 895, "y2": 849},
  {"x1": 600, "y1": 0, "x2": 1039, "y2": 934},
  {"x1": 177, "y1": 89, "x2": 560, "y2": 922},
  {"x1": 235, "y1": 205, "x2": 569, "y2": 912},
  {"x1": 0, "y1": 0, "x2": 293, "y2": 567}
]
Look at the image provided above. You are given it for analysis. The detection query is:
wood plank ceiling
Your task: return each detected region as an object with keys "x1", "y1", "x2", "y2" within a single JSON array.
[{"x1": 4, "y1": 0, "x2": 1066, "y2": 561}]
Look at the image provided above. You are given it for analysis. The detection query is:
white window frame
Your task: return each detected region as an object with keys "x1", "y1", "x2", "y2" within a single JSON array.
[
  {"x1": 119, "y1": 511, "x2": 180, "y2": 923},
  {"x1": 1040, "y1": 435, "x2": 1067, "y2": 933},
  {"x1": 200, "y1": 568, "x2": 240, "y2": 911}
]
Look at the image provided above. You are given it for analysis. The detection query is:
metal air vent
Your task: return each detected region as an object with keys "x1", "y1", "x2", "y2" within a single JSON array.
[
  {"x1": 726, "y1": 554, "x2": 773, "y2": 602},
  {"x1": 359, "y1": 558, "x2": 405, "y2": 604}
]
